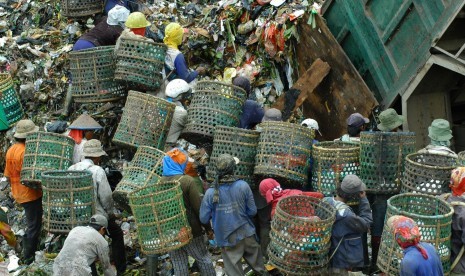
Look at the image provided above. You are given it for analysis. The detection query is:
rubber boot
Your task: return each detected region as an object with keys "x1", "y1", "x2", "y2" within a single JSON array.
[
  {"x1": 21, "y1": 237, "x2": 34, "y2": 265},
  {"x1": 371, "y1": 236, "x2": 382, "y2": 272}
]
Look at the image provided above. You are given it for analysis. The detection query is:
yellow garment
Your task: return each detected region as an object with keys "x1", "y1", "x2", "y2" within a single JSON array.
[{"x1": 163, "y1": 23, "x2": 183, "y2": 49}]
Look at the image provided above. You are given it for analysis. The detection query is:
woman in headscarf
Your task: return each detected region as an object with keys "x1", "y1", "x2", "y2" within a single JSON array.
[
  {"x1": 388, "y1": 215, "x2": 443, "y2": 276},
  {"x1": 164, "y1": 22, "x2": 205, "y2": 83}
]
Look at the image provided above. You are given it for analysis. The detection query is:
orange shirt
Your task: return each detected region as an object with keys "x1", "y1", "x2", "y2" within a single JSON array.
[{"x1": 4, "y1": 143, "x2": 42, "y2": 203}]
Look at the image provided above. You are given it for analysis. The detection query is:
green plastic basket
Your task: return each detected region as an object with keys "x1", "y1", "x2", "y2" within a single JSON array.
[
  {"x1": 42, "y1": 170, "x2": 95, "y2": 234},
  {"x1": 311, "y1": 141, "x2": 360, "y2": 196},
  {"x1": 377, "y1": 193, "x2": 453, "y2": 276},
  {"x1": 21, "y1": 132, "x2": 74, "y2": 189},
  {"x1": 180, "y1": 81, "x2": 246, "y2": 147},
  {"x1": 129, "y1": 180, "x2": 192, "y2": 255},
  {"x1": 206, "y1": 126, "x2": 259, "y2": 187},
  {"x1": 359, "y1": 131, "x2": 416, "y2": 194},
  {"x1": 113, "y1": 146, "x2": 165, "y2": 213},
  {"x1": 268, "y1": 195, "x2": 336, "y2": 275},
  {"x1": 401, "y1": 153, "x2": 457, "y2": 195},
  {"x1": 0, "y1": 73, "x2": 24, "y2": 127},
  {"x1": 115, "y1": 37, "x2": 167, "y2": 90},
  {"x1": 113, "y1": 91, "x2": 176, "y2": 150},
  {"x1": 254, "y1": 122, "x2": 314, "y2": 187}
]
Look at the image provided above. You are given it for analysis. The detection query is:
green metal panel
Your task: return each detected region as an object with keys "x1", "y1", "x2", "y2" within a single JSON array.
[{"x1": 323, "y1": 0, "x2": 465, "y2": 106}]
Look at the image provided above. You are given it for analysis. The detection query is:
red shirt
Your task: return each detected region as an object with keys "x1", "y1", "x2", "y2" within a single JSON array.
[{"x1": 4, "y1": 143, "x2": 42, "y2": 203}]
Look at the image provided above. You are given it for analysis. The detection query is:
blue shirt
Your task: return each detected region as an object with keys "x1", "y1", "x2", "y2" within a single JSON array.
[
  {"x1": 239, "y1": 100, "x2": 264, "y2": 129},
  {"x1": 199, "y1": 180, "x2": 257, "y2": 247},
  {"x1": 400, "y1": 242, "x2": 444, "y2": 276}
]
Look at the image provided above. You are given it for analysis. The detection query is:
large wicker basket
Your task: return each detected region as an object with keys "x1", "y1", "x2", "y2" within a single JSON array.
[
  {"x1": 69, "y1": 46, "x2": 126, "y2": 103},
  {"x1": 129, "y1": 180, "x2": 192, "y2": 255},
  {"x1": 401, "y1": 153, "x2": 457, "y2": 195},
  {"x1": 60, "y1": 0, "x2": 103, "y2": 18},
  {"x1": 206, "y1": 126, "x2": 259, "y2": 186},
  {"x1": 254, "y1": 122, "x2": 314, "y2": 187},
  {"x1": 21, "y1": 132, "x2": 74, "y2": 189},
  {"x1": 113, "y1": 91, "x2": 175, "y2": 150},
  {"x1": 459, "y1": 151, "x2": 465, "y2": 166},
  {"x1": 377, "y1": 193, "x2": 453, "y2": 275},
  {"x1": 0, "y1": 73, "x2": 24, "y2": 127},
  {"x1": 359, "y1": 132, "x2": 416, "y2": 194},
  {"x1": 180, "y1": 81, "x2": 246, "y2": 147},
  {"x1": 312, "y1": 141, "x2": 360, "y2": 196},
  {"x1": 268, "y1": 195, "x2": 336, "y2": 275},
  {"x1": 42, "y1": 170, "x2": 94, "y2": 234},
  {"x1": 114, "y1": 37, "x2": 167, "y2": 90},
  {"x1": 113, "y1": 146, "x2": 165, "y2": 213}
]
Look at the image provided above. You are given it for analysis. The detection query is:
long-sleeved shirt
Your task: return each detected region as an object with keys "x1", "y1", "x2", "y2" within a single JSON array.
[
  {"x1": 79, "y1": 17, "x2": 124, "y2": 47},
  {"x1": 418, "y1": 145, "x2": 458, "y2": 158},
  {"x1": 400, "y1": 242, "x2": 443, "y2": 276},
  {"x1": 4, "y1": 143, "x2": 42, "y2": 204},
  {"x1": 72, "y1": 138, "x2": 87, "y2": 164},
  {"x1": 323, "y1": 196, "x2": 372, "y2": 269},
  {"x1": 160, "y1": 175, "x2": 210, "y2": 238},
  {"x1": 200, "y1": 179, "x2": 257, "y2": 247},
  {"x1": 53, "y1": 226, "x2": 115, "y2": 276},
  {"x1": 68, "y1": 159, "x2": 114, "y2": 219},
  {"x1": 165, "y1": 48, "x2": 198, "y2": 83},
  {"x1": 239, "y1": 100, "x2": 264, "y2": 129},
  {"x1": 446, "y1": 194, "x2": 465, "y2": 274},
  {"x1": 166, "y1": 103, "x2": 187, "y2": 144}
]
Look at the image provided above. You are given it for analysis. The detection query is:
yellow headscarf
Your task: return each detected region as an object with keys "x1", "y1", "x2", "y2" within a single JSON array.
[{"x1": 164, "y1": 23, "x2": 183, "y2": 49}]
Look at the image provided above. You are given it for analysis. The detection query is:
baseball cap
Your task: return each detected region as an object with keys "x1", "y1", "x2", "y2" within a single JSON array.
[
  {"x1": 262, "y1": 108, "x2": 282, "y2": 122},
  {"x1": 341, "y1": 175, "x2": 366, "y2": 193},
  {"x1": 90, "y1": 214, "x2": 108, "y2": 229},
  {"x1": 301, "y1": 118, "x2": 322, "y2": 136},
  {"x1": 347, "y1": 113, "x2": 370, "y2": 128}
]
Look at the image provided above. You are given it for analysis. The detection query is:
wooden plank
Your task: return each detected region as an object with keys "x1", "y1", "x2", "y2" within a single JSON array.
[
  {"x1": 273, "y1": 58, "x2": 330, "y2": 112},
  {"x1": 293, "y1": 14, "x2": 378, "y2": 140}
]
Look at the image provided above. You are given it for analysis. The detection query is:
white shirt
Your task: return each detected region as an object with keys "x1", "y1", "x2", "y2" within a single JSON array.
[
  {"x1": 166, "y1": 102, "x2": 187, "y2": 144},
  {"x1": 73, "y1": 138, "x2": 87, "y2": 164},
  {"x1": 418, "y1": 145, "x2": 458, "y2": 158}
]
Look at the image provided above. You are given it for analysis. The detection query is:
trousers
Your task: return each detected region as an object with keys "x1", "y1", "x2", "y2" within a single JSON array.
[
  {"x1": 169, "y1": 235, "x2": 215, "y2": 276},
  {"x1": 108, "y1": 218, "x2": 126, "y2": 273},
  {"x1": 221, "y1": 235, "x2": 267, "y2": 276},
  {"x1": 22, "y1": 197, "x2": 43, "y2": 261}
]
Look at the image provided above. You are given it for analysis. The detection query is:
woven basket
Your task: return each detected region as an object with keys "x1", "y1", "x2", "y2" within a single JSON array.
[
  {"x1": 114, "y1": 37, "x2": 167, "y2": 90},
  {"x1": 21, "y1": 132, "x2": 74, "y2": 189},
  {"x1": 113, "y1": 91, "x2": 175, "y2": 149},
  {"x1": 377, "y1": 193, "x2": 453, "y2": 275},
  {"x1": 180, "y1": 81, "x2": 246, "y2": 147},
  {"x1": 0, "y1": 73, "x2": 24, "y2": 127},
  {"x1": 60, "y1": 0, "x2": 103, "y2": 17},
  {"x1": 254, "y1": 122, "x2": 314, "y2": 187},
  {"x1": 206, "y1": 126, "x2": 259, "y2": 186},
  {"x1": 129, "y1": 180, "x2": 192, "y2": 255},
  {"x1": 113, "y1": 146, "x2": 165, "y2": 213},
  {"x1": 359, "y1": 132, "x2": 416, "y2": 194},
  {"x1": 312, "y1": 141, "x2": 360, "y2": 196},
  {"x1": 459, "y1": 151, "x2": 465, "y2": 166},
  {"x1": 42, "y1": 170, "x2": 94, "y2": 234},
  {"x1": 268, "y1": 195, "x2": 335, "y2": 275},
  {"x1": 401, "y1": 153, "x2": 457, "y2": 195},
  {"x1": 70, "y1": 46, "x2": 126, "y2": 103}
]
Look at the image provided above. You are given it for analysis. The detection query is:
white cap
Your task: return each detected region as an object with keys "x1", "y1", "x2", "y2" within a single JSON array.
[
  {"x1": 165, "y1": 79, "x2": 191, "y2": 99},
  {"x1": 107, "y1": 5, "x2": 130, "y2": 26},
  {"x1": 301, "y1": 118, "x2": 322, "y2": 135}
]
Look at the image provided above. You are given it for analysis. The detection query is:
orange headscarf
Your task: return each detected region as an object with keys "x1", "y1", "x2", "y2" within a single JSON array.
[
  {"x1": 68, "y1": 129, "x2": 84, "y2": 144},
  {"x1": 450, "y1": 167, "x2": 465, "y2": 196}
]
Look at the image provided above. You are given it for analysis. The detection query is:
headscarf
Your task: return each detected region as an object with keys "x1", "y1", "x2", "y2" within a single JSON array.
[
  {"x1": 163, "y1": 23, "x2": 183, "y2": 50},
  {"x1": 259, "y1": 178, "x2": 283, "y2": 204},
  {"x1": 162, "y1": 148, "x2": 188, "y2": 176},
  {"x1": 430, "y1": 139, "x2": 451, "y2": 147},
  {"x1": 232, "y1": 76, "x2": 251, "y2": 95},
  {"x1": 450, "y1": 167, "x2": 465, "y2": 196},
  {"x1": 388, "y1": 215, "x2": 428, "y2": 259},
  {"x1": 212, "y1": 154, "x2": 237, "y2": 203},
  {"x1": 68, "y1": 129, "x2": 84, "y2": 144}
]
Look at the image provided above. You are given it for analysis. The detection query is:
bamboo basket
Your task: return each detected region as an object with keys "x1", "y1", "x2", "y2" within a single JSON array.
[
  {"x1": 401, "y1": 153, "x2": 457, "y2": 195},
  {"x1": 42, "y1": 170, "x2": 94, "y2": 234},
  {"x1": 61, "y1": 0, "x2": 103, "y2": 17},
  {"x1": 21, "y1": 132, "x2": 74, "y2": 189},
  {"x1": 180, "y1": 81, "x2": 246, "y2": 147},
  {"x1": 206, "y1": 126, "x2": 259, "y2": 187},
  {"x1": 69, "y1": 46, "x2": 126, "y2": 103},
  {"x1": 458, "y1": 151, "x2": 465, "y2": 166},
  {"x1": 254, "y1": 122, "x2": 314, "y2": 187},
  {"x1": 268, "y1": 195, "x2": 335, "y2": 275},
  {"x1": 377, "y1": 193, "x2": 453, "y2": 275},
  {"x1": 113, "y1": 146, "x2": 165, "y2": 213},
  {"x1": 114, "y1": 37, "x2": 167, "y2": 90},
  {"x1": 0, "y1": 73, "x2": 24, "y2": 127},
  {"x1": 113, "y1": 91, "x2": 175, "y2": 149},
  {"x1": 311, "y1": 141, "x2": 360, "y2": 196},
  {"x1": 129, "y1": 180, "x2": 192, "y2": 254},
  {"x1": 359, "y1": 131, "x2": 416, "y2": 194}
]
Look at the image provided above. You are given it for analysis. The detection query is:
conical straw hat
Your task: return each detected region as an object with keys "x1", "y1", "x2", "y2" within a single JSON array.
[{"x1": 68, "y1": 114, "x2": 103, "y2": 130}]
